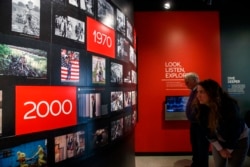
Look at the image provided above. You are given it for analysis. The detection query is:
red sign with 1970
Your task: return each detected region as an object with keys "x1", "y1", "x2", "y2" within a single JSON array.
[
  {"x1": 87, "y1": 16, "x2": 115, "y2": 58},
  {"x1": 15, "y1": 86, "x2": 77, "y2": 135}
]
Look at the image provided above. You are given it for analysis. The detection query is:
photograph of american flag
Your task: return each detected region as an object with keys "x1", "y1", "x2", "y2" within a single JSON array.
[{"x1": 61, "y1": 49, "x2": 80, "y2": 82}]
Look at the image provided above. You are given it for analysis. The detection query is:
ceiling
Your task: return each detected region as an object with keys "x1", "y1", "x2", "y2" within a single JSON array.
[{"x1": 133, "y1": 0, "x2": 248, "y2": 11}]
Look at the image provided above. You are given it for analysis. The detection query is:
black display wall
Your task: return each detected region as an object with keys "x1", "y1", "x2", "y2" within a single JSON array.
[
  {"x1": 0, "y1": 0, "x2": 136, "y2": 167},
  {"x1": 220, "y1": 10, "x2": 250, "y2": 118}
]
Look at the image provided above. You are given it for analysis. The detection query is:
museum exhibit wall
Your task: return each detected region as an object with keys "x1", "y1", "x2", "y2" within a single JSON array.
[
  {"x1": 134, "y1": 11, "x2": 222, "y2": 153},
  {"x1": 0, "y1": 0, "x2": 137, "y2": 167},
  {"x1": 134, "y1": 10, "x2": 250, "y2": 153}
]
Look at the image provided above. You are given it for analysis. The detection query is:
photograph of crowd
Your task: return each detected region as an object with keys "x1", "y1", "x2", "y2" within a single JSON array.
[
  {"x1": 0, "y1": 43, "x2": 47, "y2": 78},
  {"x1": 12, "y1": 0, "x2": 40, "y2": 37},
  {"x1": 55, "y1": 15, "x2": 85, "y2": 43},
  {"x1": 61, "y1": 49, "x2": 80, "y2": 82}
]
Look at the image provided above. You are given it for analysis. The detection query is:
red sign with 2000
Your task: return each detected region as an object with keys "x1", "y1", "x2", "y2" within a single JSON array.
[{"x1": 15, "y1": 86, "x2": 77, "y2": 135}]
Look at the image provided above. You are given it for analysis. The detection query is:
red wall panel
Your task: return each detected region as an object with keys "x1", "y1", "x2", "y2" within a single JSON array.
[{"x1": 135, "y1": 11, "x2": 221, "y2": 152}]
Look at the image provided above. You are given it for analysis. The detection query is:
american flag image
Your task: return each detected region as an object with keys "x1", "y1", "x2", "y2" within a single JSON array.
[{"x1": 61, "y1": 49, "x2": 80, "y2": 82}]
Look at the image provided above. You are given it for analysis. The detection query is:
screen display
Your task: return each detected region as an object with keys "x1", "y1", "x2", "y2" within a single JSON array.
[{"x1": 165, "y1": 96, "x2": 189, "y2": 120}]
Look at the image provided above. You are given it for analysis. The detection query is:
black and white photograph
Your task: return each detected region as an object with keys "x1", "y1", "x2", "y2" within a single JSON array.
[
  {"x1": 131, "y1": 90, "x2": 136, "y2": 106},
  {"x1": 124, "y1": 91, "x2": 132, "y2": 108},
  {"x1": 126, "y1": 19, "x2": 133, "y2": 44},
  {"x1": 68, "y1": 0, "x2": 80, "y2": 7},
  {"x1": 97, "y1": 0, "x2": 114, "y2": 29},
  {"x1": 12, "y1": 0, "x2": 40, "y2": 37},
  {"x1": 92, "y1": 56, "x2": 106, "y2": 84},
  {"x1": 131, "y1": 70, "x2": 137, "y2": 84},
  {"x1": 129, "y1": 45, "x2": 136, "y2": 67},
  {"x1": 110, "y1": 62, "x2": 123, "y2": 84},
  {"x1": 82, "y1": 0, "x2": 95, "y2": 16},
  {"x1": 116, "y1": 33, "x2": 129, "y2": 62},
  {"x1": 0, "y1": 43, "x2": 47, "y2": 78},
  {"x1": 123, "y1": 65, "x2": 131, "y2": 84},
  {"x1": 110, "y1": 118, "x2": 123, "y2": 141},
  {"x1": 61, "y1": 49, "x2": 80, "y2": 82},
  {"x1": 110, "y1": 91, "x2": 123, "y2": 112},
  {"x1": 55, "y1": 15, "x2": 85, "y2": 43},
  {"x1": 116, "y1": 8, "x2": 125, "y2": 36}
]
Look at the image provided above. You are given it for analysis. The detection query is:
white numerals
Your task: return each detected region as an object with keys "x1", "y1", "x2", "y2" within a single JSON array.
[
  {"x1": 23, "y1": 99, "x2": 72, "y2": 120},
  {"x1": 93, "y1": 30, "x2": 112, "y2": 48}
]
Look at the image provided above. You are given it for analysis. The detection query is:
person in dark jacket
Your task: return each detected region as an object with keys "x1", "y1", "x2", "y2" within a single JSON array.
[
  {"x1": 194, "y1": 79, "x2": 249, "y2": 167},
  {"x1": 184, "y1": 72, "x2": 210, "y2": 167}
]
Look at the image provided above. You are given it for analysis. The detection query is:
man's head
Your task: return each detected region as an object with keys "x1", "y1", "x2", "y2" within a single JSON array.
[{"x1": 184, "y1": 72, "x2": 199, "y2": 90}]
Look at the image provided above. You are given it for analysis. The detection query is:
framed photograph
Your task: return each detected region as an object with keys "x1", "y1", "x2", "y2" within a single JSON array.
[
  {"x1": 97, "y1": 0, "x2": 114, "y2": 29},
  {"x1": 126, "y1": 18, "x2": 133, "y2": 44},
  {"x1": 116, "y1": 8, "x2": 125, "y2": 36},
  {"x1": 0, "y1": 43, "x2": 47, "y2": 79},
  {"x1": 110, "y1": 61, "x2": 123, "y2": 84},
  {"x1": 129, "y1": 45, "x2": 136, "y2": 67},
  {"x1": 0, "y1": 139, "x2": 47, "y2": 167},
  {"x1": 11, "y1": 0, "x2": 40, "y2": 37},
  {"x1": 116, "y1": 33, "x2": 129, "y2": 62},
  {"x1": 110, "y1": 91, "x2": 123, "y2": 112},
  {"x1": 54, "y1": 130, "x2": 85, "y2": 163},
  {"x1": 78, "y1": 92, "x2": 101, "y2": 119},
  {"x1": 61, "y1": 49, "x2": 80, "y2": 82},
  {"x1": 110, "y1": 117, "x2": 123, "y2": 141},
  {"x1": 92, "y1": 55, "x2": 106, "y2": 84}
]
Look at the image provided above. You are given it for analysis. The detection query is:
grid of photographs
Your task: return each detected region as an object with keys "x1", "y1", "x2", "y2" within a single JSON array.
[{"x1": 0, "y1": 0, "x2": 137, "y2": 166}]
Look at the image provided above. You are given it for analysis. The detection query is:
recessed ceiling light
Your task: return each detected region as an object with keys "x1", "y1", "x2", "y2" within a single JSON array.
[{"x1": 164, "y1": 2, "x2": 171, "y2": 9}]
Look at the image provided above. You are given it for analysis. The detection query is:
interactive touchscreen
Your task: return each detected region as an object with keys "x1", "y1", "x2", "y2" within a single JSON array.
[{"x1": 165, "y1": 96, "x2": 189, "y2": 120}]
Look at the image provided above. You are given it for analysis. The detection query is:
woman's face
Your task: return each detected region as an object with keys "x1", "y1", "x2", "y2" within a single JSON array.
[{"x1": 197, "y1": 85, "x2": 209, "y2": 105}]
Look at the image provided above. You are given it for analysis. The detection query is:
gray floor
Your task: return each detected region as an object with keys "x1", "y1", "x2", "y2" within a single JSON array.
[{"x1": 135, "y1": 155, "x2": 250, "y2": 167}]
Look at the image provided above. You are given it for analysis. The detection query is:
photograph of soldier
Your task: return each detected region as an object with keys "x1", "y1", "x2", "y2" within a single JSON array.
[
  {"x1": 12, "y1": 0, "x2": 40, "y2": 37},
  {"x1": 0, "y1": 44, "x2": 47, "y2": 78}
]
